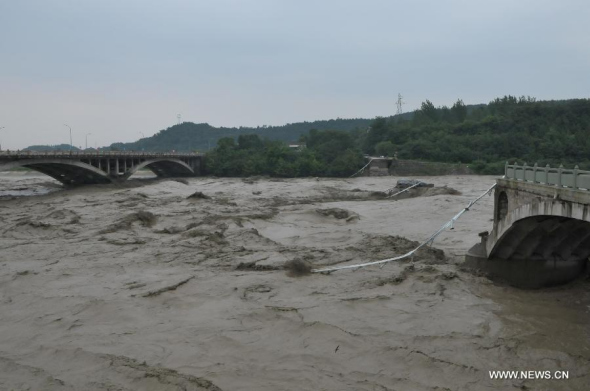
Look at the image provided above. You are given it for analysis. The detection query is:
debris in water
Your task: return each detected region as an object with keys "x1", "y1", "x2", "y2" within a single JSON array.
[
  {"x1": 395, "y1": 179, "x2": 434, "y2": 189},
  {"x1": 315, "y1": 208, "x2": 359, "y2": 220},
  {"x1": 187, "y1": 191, "x2": 211, "y2": 200},
  {"x1": 141, "y1": 276, "x2": 195, "y2": 297},
  {"x1": 285, "y1": 259, "x2": 312, "y2": 277}
]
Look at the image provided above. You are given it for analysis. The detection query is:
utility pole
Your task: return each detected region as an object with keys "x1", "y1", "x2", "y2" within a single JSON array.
[
  {"x1": 85, "y1": 133, "x2": 92, "y2": 150},
  {"x1": 64, "y1": 124, "x2": 72, "y2": 151},
  {"x1": 0, "y1": 126, "x2": 4, "y2": 151},
  {"x1": 396, "y1": 93, "x2": 404, "y2": 116}
]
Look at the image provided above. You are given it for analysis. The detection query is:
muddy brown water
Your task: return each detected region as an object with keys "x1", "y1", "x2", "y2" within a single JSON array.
[{"x1": 0, "y1": 173, "x2": 588, "y2": 390}]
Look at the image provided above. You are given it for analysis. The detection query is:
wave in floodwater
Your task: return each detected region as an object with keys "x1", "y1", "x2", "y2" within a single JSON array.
[
  {"x1": 0, "y1": 171, "x2": 160, "y2": 199},
  {"x1": 0, "y1": 187, "x2": 59, "y2": 198},
  {"x1": 0, "y1": 173, "x2": 63, "y2": 198}
]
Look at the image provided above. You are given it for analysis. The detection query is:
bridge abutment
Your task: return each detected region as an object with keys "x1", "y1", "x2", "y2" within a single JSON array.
[{"x1": 466, "y1": 164, "x2": 590, "y2": 288}]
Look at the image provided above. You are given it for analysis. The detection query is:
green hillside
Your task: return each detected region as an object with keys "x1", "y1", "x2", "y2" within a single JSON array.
[
  {"x1": 360, "y1": 97, "x2": 590, "y2": 173},
  {"x1": 205, "y1": 96, "x2": 590, "y2": 177},
  {"x1": 109, "y1": 118, "x2": 374, "y2": 152}
]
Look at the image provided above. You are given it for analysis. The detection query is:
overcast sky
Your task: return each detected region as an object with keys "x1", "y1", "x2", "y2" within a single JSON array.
[{"x1": 1, "y1": 0, "x2": 589, "y2": 149}]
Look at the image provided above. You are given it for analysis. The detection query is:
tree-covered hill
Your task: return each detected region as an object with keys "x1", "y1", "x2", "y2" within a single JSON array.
[
  {"x1": 360, "y1": 97, "x2": 590, "y2": 173},
  {"x1": 109, "y1": 118, "x2": 374, "y2": 152},
  {"x1": 204, "y1": 96, "x2": 590, "y2": 177}
]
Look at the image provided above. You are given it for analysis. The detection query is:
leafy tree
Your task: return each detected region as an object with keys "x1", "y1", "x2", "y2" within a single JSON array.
[
  {"x1": 451, "y1": 99, "x2": 467, "y2": 123},
  {"x1": 327, "y1": 149, "x2": 364, "y2": 176},
  {"x1": 415, "y1": 100, "x2": 438, "y2": 123},
  {"x1": 238, "y1": 134, "x2": 263, "y2": 150},
  {"x1": 362, "y1": 117, "x2": 389, "y2": 153},
  {"x1": 297, "y1": 150, "x2": 324, "y2": 176},
  {"x1": 217, "y1": 137, "x2": 236, "y2": 151},
  {"x1": 375, "y1": 141, "x2": 396, "y2": 157}
]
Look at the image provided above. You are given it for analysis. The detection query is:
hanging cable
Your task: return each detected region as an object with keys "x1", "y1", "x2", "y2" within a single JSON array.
[
  {"x1": 311, "y1": 183, "x2": 497, "y2": 273},
  {"x1": 349, "y1": 158, "x2": 373, "y2": 178}
]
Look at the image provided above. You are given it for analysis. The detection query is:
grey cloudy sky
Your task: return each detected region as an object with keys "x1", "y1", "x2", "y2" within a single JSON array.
[{"x1": 1, "y1": 0, "x2": 589, "y2": 149}]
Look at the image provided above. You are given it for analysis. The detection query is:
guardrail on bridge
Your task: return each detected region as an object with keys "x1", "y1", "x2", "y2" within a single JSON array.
[
  {"x1": 505, "y1": 162, "x2": 590, "y2": 191},
  {"x1": 0, "y1": 151, "x2": 201, "y2": 158}
]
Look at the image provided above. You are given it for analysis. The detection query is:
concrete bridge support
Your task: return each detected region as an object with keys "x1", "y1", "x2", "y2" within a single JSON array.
[{"x1": 467, "y1": 165, "x2": 590, "y2": 288}]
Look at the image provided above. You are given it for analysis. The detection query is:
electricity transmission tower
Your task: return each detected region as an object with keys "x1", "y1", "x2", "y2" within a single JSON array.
[
  {"x1": 396, "y1": 93, "x2": 404, "y2": 115},
  {"x1": 177, "y1": 114, "x2": 182, "y2": 125}
]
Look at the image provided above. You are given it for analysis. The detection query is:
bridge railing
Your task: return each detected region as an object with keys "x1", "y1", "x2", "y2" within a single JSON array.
[
  {"x1": 505, "y1": 162, "x2": 590, "y2": 191},
  {"x1": 0, "y1": 151, "x2": 202, "y2": 158}
]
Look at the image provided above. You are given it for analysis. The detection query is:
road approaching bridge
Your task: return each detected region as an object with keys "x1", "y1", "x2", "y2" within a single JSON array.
[
  {"x1": 0, "y1": 151, "x2": 203, "y2": 185},
  {"x1": 467, "y1": 163, "x2": 590, "y2": 288}
]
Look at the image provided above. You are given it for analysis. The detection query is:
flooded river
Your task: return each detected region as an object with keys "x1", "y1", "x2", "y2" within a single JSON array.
[{"x1": 0, "y1": 173, "x2": 588, "y2": 390}]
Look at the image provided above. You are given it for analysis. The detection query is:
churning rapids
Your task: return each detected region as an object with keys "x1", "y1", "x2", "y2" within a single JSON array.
[{"x1": 0, "y1": 172, "x2": 589, "y2": 390}]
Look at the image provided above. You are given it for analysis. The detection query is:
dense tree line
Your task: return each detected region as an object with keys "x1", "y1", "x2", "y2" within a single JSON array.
[
  {"x1": 207, "y1": 96, "x2": 590, "y2": 177},
  {"x1": 360, "y1": 97, "x2": 590, "y2": 174},
  {"x1": 206, "y1": 131, "x2": 364, "y2": 177}
]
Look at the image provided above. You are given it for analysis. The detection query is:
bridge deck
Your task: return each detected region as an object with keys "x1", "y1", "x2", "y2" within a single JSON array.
[{"x1": 0, "y1": 151, "x2": 201, "y2": 160}]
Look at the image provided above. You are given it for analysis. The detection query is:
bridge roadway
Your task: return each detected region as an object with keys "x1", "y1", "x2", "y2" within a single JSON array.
[
  {"x1": 467, "y1": 163, "x2": 590, "y2": 288},
  {"x1": 0, "y1": 151, "x2": 203, "y2": 185}
]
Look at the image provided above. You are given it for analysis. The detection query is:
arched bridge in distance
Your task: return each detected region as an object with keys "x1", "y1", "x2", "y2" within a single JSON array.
[
  {"x1": 0, "y1": 151, "x2": 204, "y2": 185},
  {"x1": 467, "y1": 163, "x2": 590, "y2": 288}
]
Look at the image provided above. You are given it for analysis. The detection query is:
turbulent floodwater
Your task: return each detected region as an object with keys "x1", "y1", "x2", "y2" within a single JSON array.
[
  {"x1": 0, "y1": 172, "x2": 62, "y2": 197},
  {"x1": 0, "y1": 173, "x2": 589, "y2": 391}
]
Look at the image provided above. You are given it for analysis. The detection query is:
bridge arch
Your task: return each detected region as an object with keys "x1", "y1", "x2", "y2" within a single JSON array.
[
  {"x1": 123, "y1": 158, "x2": 195, "y2": 179},
  {"x1": 484, "y1": 199, "x2": 590, "y2": 287},
  {"x1": 0, "y1": 159, "x2": 112, "y2": 185},
  {"x1": 487, "y1": 199, "x2": 590, "y2": 255},
  {"x1": 466, "y1": 166, "x2": 590, "y2": 288}
]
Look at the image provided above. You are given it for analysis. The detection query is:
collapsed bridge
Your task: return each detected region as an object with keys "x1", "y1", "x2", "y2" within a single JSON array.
[{"x1": 0, "y1": 151, "x2": 203, "y2": 185}]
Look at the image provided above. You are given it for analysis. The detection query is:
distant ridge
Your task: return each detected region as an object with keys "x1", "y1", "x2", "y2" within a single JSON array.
[
  {"x1": 23, "y1": 118, "x2": 380, "y2": 152},
  {"x1": 110, "y1": 117, "x2": 375, "y2": 152},
  {"x1": 23, "y1": 144, "x2": 81, "y2": 152}
]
